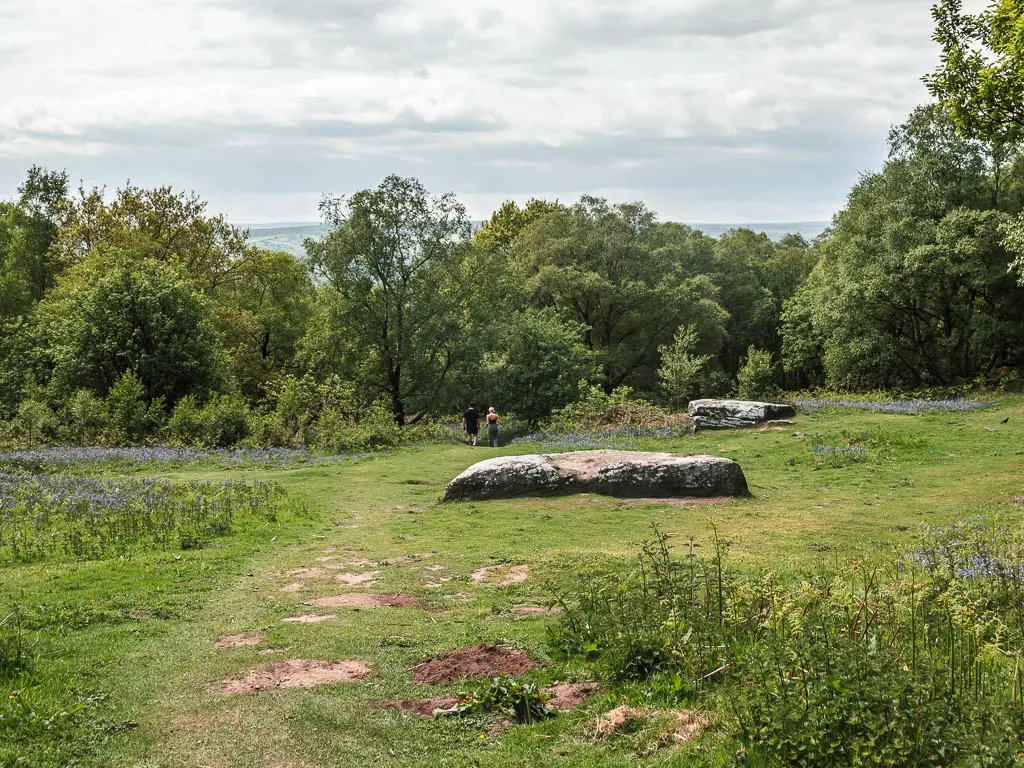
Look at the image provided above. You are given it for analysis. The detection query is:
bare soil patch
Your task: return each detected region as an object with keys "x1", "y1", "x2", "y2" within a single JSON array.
[
  {"x1": 334, "y1": 570, "x2": 381, "y2": 586},
  {"x1": 305, "y1": 593, "x2": 428, "y2": 610},
  {"x1": 372, "y1": 696, "x2": 459, "y2": 718},
  {"x1": 285, "y1": 567, "x2": 330, "y2": 579},
  {"x1": 472, "y1": 564, "x2": 531, "y2": 585},
  {"x1": 215, "y1": 632, "x2": 265, "y2": 648},
  {"x1": 595, "y1": 705, "x2": 710, "y2": 745},
  {"x1": 382, "y1": 553, "x2": 435, "y2": 565},
  {"x1": 412, "y1": 644, "x2": 540, "y2": 684},
  {"x1": 545, "y1": 682, "x2": 601, "y2": 711},
  {"x1": 281, "y1": 614, "x2": 337, "y2": 624},
  {"x1": 280, "y1": 582, "x2": 305, "y2": 593},
  {"x1": 213, "y1": 659, "x2": 371, "y2": 693}
]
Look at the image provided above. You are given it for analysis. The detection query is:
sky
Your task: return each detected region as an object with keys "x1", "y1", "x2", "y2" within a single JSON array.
[{"x1": 0, "y1": 0, "x2": 989, "y2": 225}]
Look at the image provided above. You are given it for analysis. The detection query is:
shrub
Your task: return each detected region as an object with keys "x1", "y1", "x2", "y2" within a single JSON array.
[
  {"x1": 548, "y1": 385, "x2": 691, "y2": 434},
  {"x1": 15, "y1": 399, "x2": 54, "y2": 448},
  {"x1": 549, "y1": 525, "x2": 1024, "y2": 765},
  {"x1": 167, "y1": 394, "x2": 250, "y2": 448},
  {"x1": 734, "y1": 346, "x2": 780, "y2": 401},
  {"x1": 658, "y1": 325, "x2": 713, "y2": 408},
  {"x1": 66, "y1": 390, "x2": 106, "y2": 444}
]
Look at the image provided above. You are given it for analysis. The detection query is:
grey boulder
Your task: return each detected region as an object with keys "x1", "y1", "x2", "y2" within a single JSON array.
[
  {"x1": 687, "y1": 399, "x2": 797, "y2": 430},
  {"x1": 441, "y1": 450, "x2": 748, "y2": 502}
]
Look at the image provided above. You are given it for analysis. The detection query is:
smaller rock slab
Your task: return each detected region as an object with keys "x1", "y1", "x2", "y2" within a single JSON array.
[
  {"x1": 442, "y1": 450, "x2": 747, "y2": 501},
  {"x1": 688, "y1": 399, "x2": 796, "y2": 430}
]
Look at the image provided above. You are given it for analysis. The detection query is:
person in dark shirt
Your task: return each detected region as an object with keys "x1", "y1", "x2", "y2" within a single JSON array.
[{"x1": 462, "y1": 405, "x2": 479, "y2": 446}]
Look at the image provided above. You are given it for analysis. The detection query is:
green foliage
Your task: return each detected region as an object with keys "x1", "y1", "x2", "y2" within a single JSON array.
[
  {"x1": 16, "y1": 399, "x2": 54, "y2": 448},
  {"x1": 65, "y1": 390, "x2": 106, "y2": 445},
  {"x1": 658, "y1": 325, "x2": 714, "y2": 408},
  {"x1": 481, "y1": 307, "x2": 599, "y2": 426},
  {"x1": 456, "y1": 677, "x2": 556, "y2": 724},
  {"x1": 511, "y1": 198, "x2": 730, "y2": 392},
  {"x1": 37, "y1": 253, "x2": 224, "y2": 406},
  {"x1": 734, "y1": 346, "x2": 780, "y2": 402},
  {"x1": 552, "y1": 525, "x2": 1024, "y2": 766},
  {"x1": 305, "y1": 175, "x2": 470, "y2": 425},
  {"x1": 782, "y1": 107, "x2": 1024, "y2": 389},
  {"x1": 167, "y1": 394, "x2": 250, "y2": 448},
  {"x1": 104, "y1": 371, "x2": 162, "y2": 445},
  {"x1": 547, "y1": 385, "x2": 688, "y2": 433}
]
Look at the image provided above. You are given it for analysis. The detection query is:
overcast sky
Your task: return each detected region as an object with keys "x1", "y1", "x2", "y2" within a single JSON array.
[{"x1": 0, "y1": 0, "x2": 988, "y2": 225}]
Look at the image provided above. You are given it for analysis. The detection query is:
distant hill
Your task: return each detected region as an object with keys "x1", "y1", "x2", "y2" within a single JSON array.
[
  {"x1": 688, "y1": 222, "x2": 829, "y2": 241},
  {"x1": 245, "y1": 220, "x2": 829, "y2": 257}
]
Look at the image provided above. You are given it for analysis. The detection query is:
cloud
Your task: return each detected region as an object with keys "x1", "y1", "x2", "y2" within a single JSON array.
[{"x1": 0, "y1": 0, "x2": 979, "y2": 223}]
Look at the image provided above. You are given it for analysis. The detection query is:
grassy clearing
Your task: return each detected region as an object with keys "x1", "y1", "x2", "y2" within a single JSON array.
[{"x1": 2, "y1": 397, "x2": 1023, "y2": 766}]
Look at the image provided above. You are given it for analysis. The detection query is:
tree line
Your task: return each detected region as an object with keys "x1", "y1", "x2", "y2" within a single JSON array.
[{"x1": 2, "y1": 97, "x2": 1024, "y2": 447}]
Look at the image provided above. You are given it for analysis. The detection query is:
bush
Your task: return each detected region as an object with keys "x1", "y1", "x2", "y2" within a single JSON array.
[
  {"x1": 549, "y1": 524, "x2": 1024, "y2": 765},
  {"x1": 104, "y1": 371, "x2": 162, "y2": 444},
  {"x1": 167, "y1": 394, "x2": 250, "y2": 448},
  {"x1": 548, "y1": 385, "x2": 691, "y2": 434},
  {"x1": 66, "y1": 390, "x2": 105, "y2": 444},
  {"x1": 658, "y1": 325, "x2": 713, "y2": 408},
  {"x1": 734, "y1": 346, "x2": 780, "y2": 401}
]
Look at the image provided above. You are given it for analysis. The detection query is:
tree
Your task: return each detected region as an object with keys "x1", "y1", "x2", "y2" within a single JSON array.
[
  {"x1": 50, "y1": 183, "x2": 255, "y2": 291},
  {"x1": 480, "y1": 307, "x2": 599, "y2": 426},
  {"x1": 36, "y1": 249, "x2": 224, "y2": 405},
  {"x1": 779, "y1": 107, "x2": 1024, "y2": 388},
  {"x1": 304, "y1": 175, "x2": 471, "y2": 425},
  {"x1": 474, "y1": 199, "x2": 563, "y2": 253},
  {"x1": 658, "y1": 325, "x2": 713, "y2": 409},
  {"x1": 926, "y1": 0, "x2": 1024, "y2": 145},
  {"x1": 0, "y1": 167, "x2": 70, "y2": 319},
  {"x1": 511, "y1": 197, "x2": 729, "y2": 393},
  {"x1": 926, "y1": 0, "x2": 1024, "y2": 281},
  {"x1": 215, "y1": 249, "x2": 314, "y2": 400}
]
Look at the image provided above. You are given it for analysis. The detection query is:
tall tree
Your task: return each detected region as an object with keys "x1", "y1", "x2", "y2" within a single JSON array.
[
  {"x1": 512, "y1": 197, "x2": 728, "y2": 393},
  {"x1": 304, "y1": 175, "x2": 471, "y2": 425},
  {"x1": 50, "y1": 183, "x2": 255, "y2": 291},
  {"x1": 36, "y1": 247, "x2": 224, "y2": 404},
  {"x1": 926, "y1": 0, "x2": 1024, "y2": 279}
]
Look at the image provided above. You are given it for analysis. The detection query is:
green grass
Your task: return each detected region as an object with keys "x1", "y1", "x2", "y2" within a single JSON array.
[{"x1": 2, "y1": 397, "x2": 1023, "y2": 767}]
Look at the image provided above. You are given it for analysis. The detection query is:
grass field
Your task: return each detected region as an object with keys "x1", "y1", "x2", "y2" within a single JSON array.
[{"x1": 3, "y1": 398, "x2": 1023, "y2": 767}]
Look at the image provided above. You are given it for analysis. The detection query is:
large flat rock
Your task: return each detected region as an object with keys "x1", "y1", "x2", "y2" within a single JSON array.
[
  {"x1": 687, "y1": 399, "x2": 796, "y2": 430},
  {"x1": 441, "y1": 450, "x2": 748, "y2": 502}
]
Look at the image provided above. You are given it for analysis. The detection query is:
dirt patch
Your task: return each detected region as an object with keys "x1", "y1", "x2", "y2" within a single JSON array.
[
  {"x1": 510, "y1": 605, "x2": 563, "y2": 618},
  {"x1": 306, "y1": 593, "x2": 428, "y2": 610},
  {"x1": 382, "y1": 553, "x2": 435, "y2": 565},
  {"x1": 472, "y1": 564, "x2": 531, "y2": 585},
  {"x1": 671, "y1": 710, "x2": 711, "y2": 744},
  {"x1": 341, "y1": 558, "x2": 376, "y2": 568},
  {"x1": 372, "y1": 696, "x2": 459, "y2": 718},
  {"x1": 280, "y1": 582, "x2": 305, "y2": 593},
  {"x1": 285, "y1": 567, "x2": 330, "y2": 579},
  {"x1": 595, "y1": 705, "x2": 710, "y2": 744},
  {"x1": 281, "y1": 614, "x2": 337, "y2": 624},
  {"x1": 213, "y1": 659, "x2": 371, "y2": 693},
  {"x1": 335, "y1": 571, "x2": 381, "y2": 586},
  {"x1": 545, "y1": 682, "x2": 601, "y2": 711},
  {"x1": 412, "y1": 644, "x2": 540, "y2": 684},
  {"x1": 215, "y1": 632, "x2": 265, "y2": 648},
  {"x1": 596, "y1": 705, "x2": 647, "y2": 736}
]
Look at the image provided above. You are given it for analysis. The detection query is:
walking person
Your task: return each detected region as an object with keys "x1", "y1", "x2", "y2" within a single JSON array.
[
  {"x1": 485, "y1": 406, "x2": 502, "y2": 448},
  {"x1": 462, "y1": 404, "x2": 480, "y2": 446}
]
